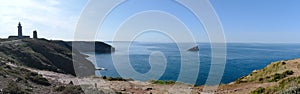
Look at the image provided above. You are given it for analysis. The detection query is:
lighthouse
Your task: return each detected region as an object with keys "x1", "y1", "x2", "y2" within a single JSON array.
[{"x1": 18, "y1": 22, "x2": 22, "y2": 38}]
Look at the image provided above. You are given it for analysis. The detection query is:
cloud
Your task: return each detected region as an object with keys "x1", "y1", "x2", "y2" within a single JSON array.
[{"x1": 0, "y1": 0, "x2": 85, "y2": 40}]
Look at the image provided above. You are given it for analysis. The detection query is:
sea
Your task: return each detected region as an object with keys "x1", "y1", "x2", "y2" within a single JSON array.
[{"x1": 86, "y1": 42, "x2": 300, "y2": 85}]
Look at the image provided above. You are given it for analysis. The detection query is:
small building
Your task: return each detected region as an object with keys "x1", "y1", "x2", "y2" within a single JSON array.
[{"x1": 33, "y1": 30, "x2": 38, "y2": 39}]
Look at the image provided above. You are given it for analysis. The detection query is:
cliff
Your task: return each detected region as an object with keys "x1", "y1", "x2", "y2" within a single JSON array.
[
  {"x1": 0, "y1": 39, "x2": 103, "y2": 77},
  {"x1": 52, "y1": 40, "x2": 115, "y2": 53},
  {"x1": 209, "y1": 58, "x2": 300, "y2": 94},
  {"x1": 0, "y1": 56, "x2": 85, "y2": 93}
]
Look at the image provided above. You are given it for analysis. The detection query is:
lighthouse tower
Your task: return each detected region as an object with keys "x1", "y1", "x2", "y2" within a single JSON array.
[{"x1": 18, "y1": 22, "x2": 22, "y2": 38}]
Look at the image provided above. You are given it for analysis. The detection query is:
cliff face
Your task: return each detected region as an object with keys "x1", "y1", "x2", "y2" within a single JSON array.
[
  {"x1": 52, "y1": 40, "x2": 115, "y2": 53},
  {"x1": 0, "y1": 39, "x2": 97, "y2": 77}
]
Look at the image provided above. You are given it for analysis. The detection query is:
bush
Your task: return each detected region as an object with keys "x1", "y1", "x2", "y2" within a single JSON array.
[
  {"x1": 25, "y1": 72, "x2": 51, "y2": 86},
  {"x1": 54, "y1": 85, "x2": 84, "y2": 94},
  {"x1": 152, "y1": 80, "x2": 175, "y2": 85},
  {"x1": 102, "y1": 76, "x2": 106, "y2": 79},
  {"x1": 282, "y1": 61, "x2": 286, "y2": 65},
  {"x1": 283, "y1": 70, "x2": 294, "y2": 75},
  {"x1": 107, "y1": 77, "x2": 127, "y2": 81},
  {"x1": 54, "y1": 86, "x2": 66, "y2": 92},
  {"x1": 235, "y1": 77, "x2": 248, "y2": 83},
  {"x1": 269, "y1": 70, "x2": 294, "y2": 82},
  {"x1": 272, "y1": 73, "x2": 286, "y2": 82},
  {"x1": 61, "y1": 85, "x2": 84, "y2": 94},
  {"x1": 251, "y1": 87, "x2": 265, "y2": 94}
]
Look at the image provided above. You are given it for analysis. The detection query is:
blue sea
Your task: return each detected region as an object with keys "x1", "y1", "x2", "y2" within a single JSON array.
[{"x1": 87, "y1": 42, "x2": 300, "y2": 85}]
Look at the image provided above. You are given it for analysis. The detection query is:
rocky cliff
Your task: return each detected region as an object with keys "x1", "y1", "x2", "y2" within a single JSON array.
[
  {"x1": 52, "y1": 40, "x2": 115, "y2": 53},
  {"x1": 0, "y1": 39, "x2": 107, "y2": 77}
]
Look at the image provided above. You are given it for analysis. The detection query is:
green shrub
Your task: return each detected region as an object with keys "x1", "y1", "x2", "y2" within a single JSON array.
[
  {"x1": 107, "y1": 77, "x2": 127, "y2": 81},
  {"x1": 268, "y1": 70, "x2": 294, "y2": 82},
  {"x1": 251, "y1": 87, "x2": 265, "y2": 94},
  {"x1": 25, "y1": 72, "x2": 51, "y2": 86},
  {"x1": 283, "y1": 70, "x2": 294, "y2": 75},
  {"x1": 152, "y1": 80, "x2": 175, "y2": 85},
  {"x1": 54, "y1": 86, "x2": 66, "y2": 92},
  {"x1": 281, "y1": 61, "x2": 286, "y2": 65},
  {"x1": 235, "y1": 76, "x2": 248, "y2": 83},
  {"x1": 272, "y1": 73, "x2": 286, "y2": 82},
  {"x1": 102, "y1": 76, "x2": 107, "y2": 79},
  {"x1": 61, "y1": 85, "x2": 84, "y2": 94}
]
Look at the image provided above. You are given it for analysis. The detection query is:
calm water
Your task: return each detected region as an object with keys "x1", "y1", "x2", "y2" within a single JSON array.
[{"x1": 87, "y1": 42, "x2": 300, "y2": 85}]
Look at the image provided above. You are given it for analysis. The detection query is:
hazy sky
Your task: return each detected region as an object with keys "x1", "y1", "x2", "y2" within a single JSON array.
[{"x1": 0, "y1": 0, "x2": 299, "y2": 43}]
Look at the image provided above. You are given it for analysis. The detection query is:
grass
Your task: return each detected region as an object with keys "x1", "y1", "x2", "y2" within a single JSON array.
[
  {"x1": 235, "y1": 61, "x2": 292, "y2": 83},
  {"x1": 252, "y1": 75, "x2": 300, "y2": 93},
  {"x1": 107, "y1": 77, "x2": 127, "y2": 81},
  {"x1": 267, "y1": 70, "x2": 294, "y2": 82},
  {"x1": 0, "y1": 59, "x2": 50, "y2": 86},
  {"x1": 99, "y1": 76, "x2": 128, "y2": 81},
  {"x1": 278, "y1": 76, "x2": 300, "y2": 89},
  {"x1": 151, "y1": 80, "x2": 176, "y2": 85}
]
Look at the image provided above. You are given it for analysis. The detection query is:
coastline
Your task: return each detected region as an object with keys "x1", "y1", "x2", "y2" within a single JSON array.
[{"x1": 78, "y1": 53, "x2": 300, "y2": 93}]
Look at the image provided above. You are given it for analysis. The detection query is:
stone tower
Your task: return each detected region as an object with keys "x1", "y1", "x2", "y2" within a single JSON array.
[
  {"x1": 18, "y1": 22, "x2": 22, "y2": 38},
  {"x1": 33, "y1": 30, "x2": 37, "y2": 39}
]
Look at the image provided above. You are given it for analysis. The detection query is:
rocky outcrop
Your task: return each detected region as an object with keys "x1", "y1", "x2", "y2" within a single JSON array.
[
  {"x1": 52, "y1": 40, "x2": 115, "y2": 53},
  {"x1": 188, "y1": 46, "x2": 199, "y2": 51}
]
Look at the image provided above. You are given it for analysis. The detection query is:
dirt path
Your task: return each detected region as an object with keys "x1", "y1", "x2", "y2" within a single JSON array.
[{"x1": 10, "y1": 63, "x2": 194, "y2": 93}]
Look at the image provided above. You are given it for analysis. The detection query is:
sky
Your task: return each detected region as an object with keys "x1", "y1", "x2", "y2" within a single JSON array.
[{"x1": 0, "y1": 0, "x2": 299, "y2": 43}]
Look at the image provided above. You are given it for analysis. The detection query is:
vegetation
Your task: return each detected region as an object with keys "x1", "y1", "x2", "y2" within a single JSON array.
[
  {"x1": 2, "y1": 81, "x2": 29, "y2": 94},
  {"x1": 54, "y1": 85, "x2": 66, "y2": 92},
  {"x1": 0, "y1": 56, "x2": 85, "y2": 93},
  {"x1": 25, "y1": 71, "x2": 51, "y2": 86},
  {"x1": 151, "y1": 80, "x2": 176, "y2": 85},
  {"x1": 251, "y1": 87, "x2": 265, "y2": 94},
  {"x1": 278, "y1": 76, "x2": 300, "y2": 90},
  {"x1": 54, "y1": 85, "x2": 84, "y2": 94},
  {"x1": 251, "y1": 76, "x2": 300, "y2": 93},
  {"x1": 267, "y1": 70, "x2": 294, "y2": 82},
  {"x1": 107, "y1": 77, "x2": 127, "y2": 81},
  {"x1": 281, "y1": 86, "x2": 300, "y2": 94},
  {"x1": 235, "y1": 61, "x2": 293, "y2": 83},
  {"x1": 237, "y1": 59, "x2": 300, "y2": 94}
]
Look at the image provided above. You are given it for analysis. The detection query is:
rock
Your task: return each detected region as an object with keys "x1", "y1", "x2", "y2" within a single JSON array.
[
  {"x1": 69, "y1": 81, "x2": 74, "y2": 85},
  {"x1": 188, "y1": 46, "x2": 199, "y2": 51},
  {"x1": 143, "y1": 87, "x2": 152, "y2": 91},
  {"x1": 121, "y1": 88, "x2": 126, "y2": 91}
]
